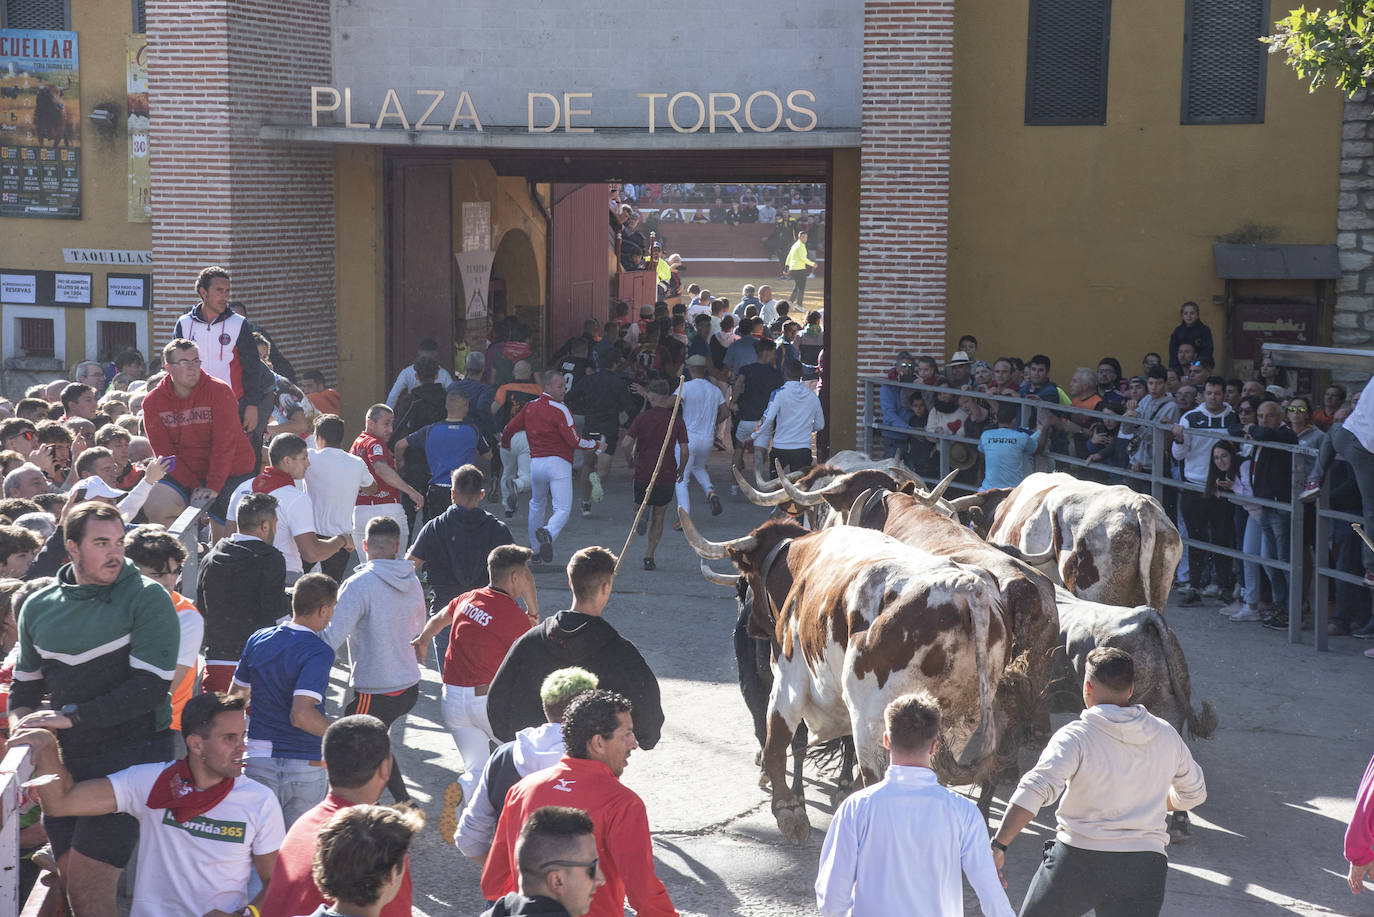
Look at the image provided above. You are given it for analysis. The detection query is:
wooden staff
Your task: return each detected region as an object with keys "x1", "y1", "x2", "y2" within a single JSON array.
[{"x1": 616, "y1": 373, "x2": 686, "y2": 574}]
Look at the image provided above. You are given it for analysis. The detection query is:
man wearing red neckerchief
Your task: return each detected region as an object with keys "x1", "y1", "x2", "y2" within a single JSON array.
[{"x1": 10, "y1": 692, "x2": 285, "y2": 917}]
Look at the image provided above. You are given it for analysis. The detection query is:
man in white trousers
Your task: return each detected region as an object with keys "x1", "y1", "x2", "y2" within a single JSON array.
[
  {"x1": 500, "y1": 370, "x2": 602, "y2": 564},
  {"x1": 676, "y1": 355, "x2": 728, "y2": 516}
]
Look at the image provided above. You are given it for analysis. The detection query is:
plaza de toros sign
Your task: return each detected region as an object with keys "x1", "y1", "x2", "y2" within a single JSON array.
[{"x1": 309, "y1": 87, "x2": 819, "y2": 134}]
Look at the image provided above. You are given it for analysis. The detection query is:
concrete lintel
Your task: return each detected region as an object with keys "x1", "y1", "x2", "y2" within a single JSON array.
[{"x1": 258, "y1": 123, "x2": 860, "y2": 150}]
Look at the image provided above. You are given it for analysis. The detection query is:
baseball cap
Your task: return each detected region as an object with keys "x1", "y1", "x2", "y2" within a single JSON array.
[{"x1": 77, "y1": 476, "x2": 127, "y2": 500}]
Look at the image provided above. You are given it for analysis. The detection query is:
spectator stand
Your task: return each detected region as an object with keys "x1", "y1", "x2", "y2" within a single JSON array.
[{"x1": 859, "y1": 377, "x2": 1324, "y2": 649}]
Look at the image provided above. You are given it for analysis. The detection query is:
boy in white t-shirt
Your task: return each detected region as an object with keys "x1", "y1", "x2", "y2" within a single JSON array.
[
  {"x1": 303, "y1": 414, "x2": 376, "y2": 581},
  {"x1": 229, "y1": 433, "x2": 352, "y2": 584},
  {"x1": 11, "y1": 693, "x2": 285, "y2": 917}
]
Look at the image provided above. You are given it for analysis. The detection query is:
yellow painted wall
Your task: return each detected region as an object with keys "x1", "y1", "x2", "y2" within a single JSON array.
[
  {"x1": 0, "y1": 9, "x2": 151, "y2": 374},
  {"x1": 947, "y1": 2, "x2": 1342, "y2": 377},
  {"x1": 828, "y1": 148, "x2": 860, "y2": 451},
  {"x1": 333, "y1": 146, "x2": 386, "y2": 423}
]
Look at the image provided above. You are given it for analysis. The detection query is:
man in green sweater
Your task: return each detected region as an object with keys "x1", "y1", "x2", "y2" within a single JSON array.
[{"x1": 9, "y1": 499, "x2": 180, "y2": 917}]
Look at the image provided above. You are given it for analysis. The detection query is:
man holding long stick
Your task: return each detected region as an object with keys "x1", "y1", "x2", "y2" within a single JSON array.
[{"x1": 619, "y1": 380, "x2": 687, "y2": 572}]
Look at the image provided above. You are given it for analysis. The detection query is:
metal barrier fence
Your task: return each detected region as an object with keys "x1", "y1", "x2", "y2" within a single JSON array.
[{"x1": 858, "y1": 377, "x2": 1351, "y2": 651}]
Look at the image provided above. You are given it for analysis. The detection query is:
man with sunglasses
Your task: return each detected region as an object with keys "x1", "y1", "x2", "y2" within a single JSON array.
[
  {"x1": 481, "y1": 690, "x2": 677, "y2": 917},
  {"x1": 123, "y1": 526, "x2": 201, "y2": 736},
  {"x1": 482, "y1": 806, "x2": 605, "y2": 917}
]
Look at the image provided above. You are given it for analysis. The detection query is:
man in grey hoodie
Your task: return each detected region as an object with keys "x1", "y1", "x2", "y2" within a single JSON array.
[
  {"x1": 991, "y1": 647, "x2": 1207, "y2": 917},
  {"x1": 321, "y1": 515, "x2": 427, "y2": 805},
  {"x1": 455, "y1": 667, "x2": 599, "y2": 864}
]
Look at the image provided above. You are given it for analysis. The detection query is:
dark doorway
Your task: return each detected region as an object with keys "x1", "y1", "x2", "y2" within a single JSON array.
[{"x1": 387, "y1": 160, "x2": 454, "y2": 377}]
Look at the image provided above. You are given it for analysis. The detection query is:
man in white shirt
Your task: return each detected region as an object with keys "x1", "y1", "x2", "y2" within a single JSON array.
[
  {"x1": 675, "y1": 356, "x2": 728, "y2": 516},
  {"x1": 229, "y1": 433, "x2": 352, "y2": 584},
  {"x1": 991, "y1": 647, "x2": 1207, "y2": 917},
  {"x1": 750, "y1": 358, "x2": 824, "y2": 474},
  {"x1": 10, "y1": 692, "x2": 284, "y2": 917},
  {"x1": 303, "y1": 414, "x2": 376, "y2": 580},
  {"x1": 815, "y1": 692, "x2": 1014, "y2": 917},
  {"x1": 385, "y1": 337, "x2": 454, "y2": 408}
]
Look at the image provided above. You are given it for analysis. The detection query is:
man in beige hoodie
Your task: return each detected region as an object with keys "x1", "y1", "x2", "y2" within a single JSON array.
[{"x1": 990, "y1": 647, "x2": 1207, "y2": 917}]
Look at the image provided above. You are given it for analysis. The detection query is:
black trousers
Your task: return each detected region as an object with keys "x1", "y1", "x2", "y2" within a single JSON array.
[
  {"x1": 1020, "y1": 840, "x2": 1168, "y2": 917},
  {"x1": 424, "y1": 483, "x2": 453, "y2": 523},
  {"x1": 307, "y1": 545, "x2": 352, "y2": 582},
  {"x1": 344, "y1": 683, "x2": 421, "y2": 803},
  {"x1": 788, "y1": 268, "x2": 809, "y2": 304},
  {"x1": 772, "y1": 447, "x2": 813, "y2": 475},
  {"x1": 1179, "y1": 491, "x2": 1235, "y2": 591}
]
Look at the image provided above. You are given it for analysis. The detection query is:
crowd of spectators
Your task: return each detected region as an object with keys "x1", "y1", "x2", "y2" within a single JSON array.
[{"x1": 878, "y1": 303, "x2": 1374, "y2": 645}]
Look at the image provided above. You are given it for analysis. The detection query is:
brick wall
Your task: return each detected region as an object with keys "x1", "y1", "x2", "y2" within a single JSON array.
[
  {"x1": 857, "y1": 0, "x2": 954, "y2": 438},
  {"x1": 146, "y1": 0, "x2": 337, "y2": 383},
  {"x1": 1336, "y1": 89, "x2": 1374, "y2": 386}
]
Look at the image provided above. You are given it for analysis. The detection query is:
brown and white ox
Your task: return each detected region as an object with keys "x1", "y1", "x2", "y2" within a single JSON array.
[
  {"x1": 682, "y1": 511, "x2": 1008, "y2": 844},
  {"x1": 975, "y1": 473, "x2": 1182, "y2": 611}
]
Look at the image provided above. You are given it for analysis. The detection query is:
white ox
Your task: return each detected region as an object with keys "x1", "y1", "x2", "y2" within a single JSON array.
[{"x1": 980, "y1": 472, "x2": 1182, "y2": 611}]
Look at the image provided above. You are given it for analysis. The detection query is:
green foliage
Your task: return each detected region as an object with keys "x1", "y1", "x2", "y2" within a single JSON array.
[{"x1": 1266, "y1": 2, "x2": 1374, "y2": 93}]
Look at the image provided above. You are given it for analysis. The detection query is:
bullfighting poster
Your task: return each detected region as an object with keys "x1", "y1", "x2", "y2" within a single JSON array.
[
  {"x1": 127, "y1": 35, "x2": 149, "y2": 222},
  {"x1": 0, "y1": 30, "x2": 81, "y2": 219}
]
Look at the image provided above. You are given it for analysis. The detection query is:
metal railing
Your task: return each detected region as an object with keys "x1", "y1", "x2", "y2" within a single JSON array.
[
  {"x1": 0, "y1": 745, "x2": 36, "y2": 917},
  {"x1": 859, "y1": 377, "x2": 1347, "y2": 651}
]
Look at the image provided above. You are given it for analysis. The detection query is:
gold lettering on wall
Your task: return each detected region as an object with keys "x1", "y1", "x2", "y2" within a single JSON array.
[
  {"x1": 563, "y1": 93, "x2": 593, "y2": 133},
  {"x1": 447, "y1": 91, "x2": 484, "y2": 131},
  {"x1": 344, "y1": 88, "x2": 369, "y2": 128},
  {"x1": 375, "y1": 89, "x2": 411, "y2": 130},
  {"x1": 637, "y1": 92, "x2": 667, "y2": 133},
  {"x1": 528, "y1": 92, "x2": 560, "y2": 132},
  {"x1": 785, "y1": 90, "x2": 817, "y2": 132},
  {"x1": 708, "y1": 92, "x2": 743, "y2": 133},
  {"x1": 745, "y1": 90, "x2": 783, "y2": 132},
  {"x1": 413, "y1": 89, "x2": 446, "y2": 130},
  {"x1": 668, "y1": 92, "x2": 706, "y2": 134},
  {"x1": 310, "y1": 86, "x2": 340, "y2": 127}
]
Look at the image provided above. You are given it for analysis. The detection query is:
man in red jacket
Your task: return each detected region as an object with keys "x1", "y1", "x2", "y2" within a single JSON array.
[
  {"x1": 480, "y1": 690, "x2": 677, "y2": 917},
  {"x1": 501, "y1": 370, "x2": 602, "y2": 564},
  {"x1": 141, "y1": 339, "x2": 258, "y2": 538}
]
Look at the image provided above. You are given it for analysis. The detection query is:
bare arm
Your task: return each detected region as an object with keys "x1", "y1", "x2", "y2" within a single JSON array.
[
  {"x1": 8, "y1": 729, "x2": 118, "y2": 818},
  {"x1": 371, "y1": 460, "x2": 424, "y2": 505},
  {"x1": 294, "y1": 532, "x2": 349, "y2": 565},
  {"x1": 413, "y1": 604, "x2": 457, "y2": 649},
  {"x1": 289, "y1": 695, "x2": 330, "y2": 737}
]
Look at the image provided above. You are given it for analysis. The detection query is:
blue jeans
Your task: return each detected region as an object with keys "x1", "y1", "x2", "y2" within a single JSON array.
[
  {"x1": 244, "y1": 757, "x2": 327, "y2": 828},
  {"x1": 1258, "y1": 506, "x2": 1290, "y2": 610},
  {"x1": 1241, "y1": 514, "x2": 1263, "y2": 606}
]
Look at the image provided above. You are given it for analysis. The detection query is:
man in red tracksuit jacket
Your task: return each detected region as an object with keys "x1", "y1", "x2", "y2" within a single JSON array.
[
  {"x1": 480, "y1": 690, "x2": 677, "y2": 917},
  {"x1": 500, "y1": 370, "x2": 601, "y2": 564},
  {"x1": 142, "y1": 339, "x2": 258, "y2": 537}
]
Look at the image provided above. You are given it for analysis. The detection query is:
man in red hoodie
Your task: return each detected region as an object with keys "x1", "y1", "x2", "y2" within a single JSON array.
[
  {"x1": 141, "y1": 339, "x2": 258, "y2": 537},
  {"x1": 500, "y1": 370, "x2": 602, "y2": 564},
  {"x1": 480, "y1": 690, "x2": 677, "y2": 917}
]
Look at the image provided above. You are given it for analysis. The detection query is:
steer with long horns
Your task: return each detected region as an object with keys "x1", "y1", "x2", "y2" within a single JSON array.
[{"x1": 682, "y1": 509, "x2": 1009, "y2": 844}]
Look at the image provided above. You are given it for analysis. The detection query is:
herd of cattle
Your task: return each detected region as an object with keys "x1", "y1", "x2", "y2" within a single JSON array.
[{"x1": 680, "y1": 452, "x2": 1217, "y2": 844}]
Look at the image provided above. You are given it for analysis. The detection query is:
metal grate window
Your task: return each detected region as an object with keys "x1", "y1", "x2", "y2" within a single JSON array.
[
  {"x1": 17, "y1": 317, "x2": 54, "y2": 359},
  {"x1": 1025, "y1": 0, "x2": 1112, "y2": 126},
  {"x1": 132, "y1": 0, "x2": 144, "y2": 33},
  {"x1": 1181, "y1": 0, "x2": 1268, "y2": 124},
  {"x1": 96, "y1": 321, "x2": 137, "y2": 363},
  {"x1": 0, "y1": 0, "x2": 70, "y2": 29}
]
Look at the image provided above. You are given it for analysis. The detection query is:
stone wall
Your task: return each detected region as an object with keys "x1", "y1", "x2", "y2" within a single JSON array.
[{"x1": 1336, "y1": 88, "x2": 1374, "y2": 382}]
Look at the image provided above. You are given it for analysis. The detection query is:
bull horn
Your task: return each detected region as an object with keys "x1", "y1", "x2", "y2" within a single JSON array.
[
  {"x1": 733, "y1": 465, "x2": 790, "y2": 506},
  {"x1": 1017, "y1": 544, "x2": 1058, "y2": 566},
  {"x1": 699, "y1": 560, "x2": 742, "y2": 586},
  {"x1": 777, "y1": 467, "x2": 849, "y2": 507},
  {"x1": 773, "y1": 459, "x2": 825, "y2": 496},
  {"x1": 752, "y1": 466, "x2": 805, "y2": 492},
  {"x1": 677, "y1": 507, "x2": 759, "y2": 559},
  {"x1": 887, "y1": 465, "x2": 924, "y2": 486},
  {"x1": 947, "y1": 494, "x2": 983, "y2": 512},
  {"x1": 919, "y1": 468, "x2": 959, "y2": 505}
]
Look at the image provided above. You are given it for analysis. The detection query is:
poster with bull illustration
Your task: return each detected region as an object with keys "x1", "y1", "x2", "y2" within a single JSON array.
[{"x1": 0, "y1": 30, "x2": 81, "y2": 219}]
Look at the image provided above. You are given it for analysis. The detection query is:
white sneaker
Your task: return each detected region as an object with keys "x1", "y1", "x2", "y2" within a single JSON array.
[
  {"x1": 1230, "y1": 605, "x2": 1262, "y2": 623},
  {"x1": 1201, "y1": 584, "x2": 1221, "y2": 598},
  {"x1": 1218, "y1": 601, "x2": 1241, "y2": 616}
]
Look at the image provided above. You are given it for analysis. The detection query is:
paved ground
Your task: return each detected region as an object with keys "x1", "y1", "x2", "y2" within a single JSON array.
[{"x1": 320, "y1": 450, "x2": 1373, "y2": 916}]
